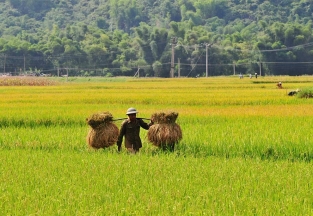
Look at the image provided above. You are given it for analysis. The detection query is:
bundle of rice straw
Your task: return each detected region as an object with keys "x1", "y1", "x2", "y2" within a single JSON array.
[
  {"x1": 147, "y1": 111, "x2": 182, "y2": 148},
  {"x1": 86, "y1": 112, "x2": 119, "y2": 149},
  {"x1": 86, "y1": 111, "x2": 114, "y2": 129}
]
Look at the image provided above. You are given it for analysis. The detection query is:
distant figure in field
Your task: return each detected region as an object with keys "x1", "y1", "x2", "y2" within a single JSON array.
[
  {"x1": 288, "y1": 89, "x2": 300, "y2": 96},
  {"x1": 255, "y1": 73, "x2": 258, "y2": 78},
  {"x1": 249, "y1": 74, "x2": 252, "y2": 79},
  {"x1": 276, "y1": 82, "x2": 283, "y2": 89},
  {"x1": 239, "y1": 73, "x2": 243, "y2": 79}
]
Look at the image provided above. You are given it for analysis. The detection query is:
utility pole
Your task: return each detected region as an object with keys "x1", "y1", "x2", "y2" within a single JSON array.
[
  {"x1": 178, "y1": 58, "x2": 181, "y2": 78},
  {"x1": 134, "y1": 67, "x2": 140, "y2": 77},
  {"x1": 23, "y1": 54, "x2": 26, "y2": 73},
  {"x1": 3, "y1": 54, "x2": 6, "y2": 73},
  {"x1": 170, "y1": 37, "x2": 177, "y2": 78},
  {"x1": 205, "y1": 43, "x2": 213, "y2": 77},
  {"x1": 66, "y1": 68, "x2": 69, "y2": 82}
]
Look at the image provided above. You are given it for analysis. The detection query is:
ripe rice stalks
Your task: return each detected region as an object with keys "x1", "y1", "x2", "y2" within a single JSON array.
[
  {"x1": 148, "y1": 111, "x2": 182, "y2": 147},
  {"x1": 86, "y1": 111, "x2": 114, "y2": 129},
  {"x1": 86, "y1": 112, "x2": 119, "y2": 149},
  {"x1": 150, "y1": 111, "x2": 178, "y2": 124},
  {"x1": 0, "y1": 76, "x2": 56, "y2": 86}
]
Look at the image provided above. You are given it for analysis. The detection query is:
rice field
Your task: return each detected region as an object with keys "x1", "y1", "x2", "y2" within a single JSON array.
[{"x1": 1, "y1": 76, "x2": 313, "y2": 215}]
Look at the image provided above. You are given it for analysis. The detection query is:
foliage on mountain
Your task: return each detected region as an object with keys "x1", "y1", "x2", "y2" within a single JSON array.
[{"x1": 0, "y1": 0, "x2": 313, "y2": 77}]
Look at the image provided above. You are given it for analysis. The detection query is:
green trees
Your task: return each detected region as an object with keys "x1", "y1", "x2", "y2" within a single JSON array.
[
  {"x1": 0, "y1": 0, "x2": 313, "y2": 76},
  {"x1": 134, "y1": 23, "x2": 170, "y2": 76}
]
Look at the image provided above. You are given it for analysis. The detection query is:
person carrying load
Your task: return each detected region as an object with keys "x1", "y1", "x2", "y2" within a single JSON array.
[{"x1": 117, "y1": 107, "x2": 153, "y2": 153}]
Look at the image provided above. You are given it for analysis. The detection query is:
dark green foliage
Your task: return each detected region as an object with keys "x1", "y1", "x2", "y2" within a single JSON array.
[
  {"x1": 0, "y1": 0, "x2": 313, "y2": 77},
  {"x1": 297, "y1": 88, "x2": 313, "y2": 98}
]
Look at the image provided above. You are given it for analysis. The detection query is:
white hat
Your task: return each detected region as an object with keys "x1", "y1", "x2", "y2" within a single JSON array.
[{"x1": 126, "y1": 107, "x2": 138, "y2": 115}]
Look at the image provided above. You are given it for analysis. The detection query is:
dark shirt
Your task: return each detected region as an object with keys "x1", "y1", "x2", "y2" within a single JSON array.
[{"x1": 117, "y1": 119, "x2": 150, "y2": 150}]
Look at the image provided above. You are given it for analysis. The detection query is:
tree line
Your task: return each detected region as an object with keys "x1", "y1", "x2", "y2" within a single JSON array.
[{"x1": 0, "y1": 0, "x2": 313, "y2": 77}]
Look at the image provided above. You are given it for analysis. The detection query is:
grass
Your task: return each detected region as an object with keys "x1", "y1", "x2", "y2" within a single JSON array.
[
  {"x1": 1, "y1": 150, "x2": 313, "y2": 215},
  {"x1": 297, "y1": 87, "x2": 313, "y2": 98},
  {"x1": 1, "y1": 75, "x2": 313, "y2": 215}
]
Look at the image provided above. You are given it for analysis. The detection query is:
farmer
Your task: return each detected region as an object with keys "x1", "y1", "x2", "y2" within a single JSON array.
[
  {"x1": 276, "y1": 81, "x2": 283, "y2": 89},
  {"x1": 117, "y1": 107, "x2": 153, "y2": 153}
]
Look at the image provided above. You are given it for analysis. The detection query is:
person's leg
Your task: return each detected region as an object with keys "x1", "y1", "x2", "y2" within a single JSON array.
[{"x1": 127, "y1": 148, "x2": 136, "y2": 154}]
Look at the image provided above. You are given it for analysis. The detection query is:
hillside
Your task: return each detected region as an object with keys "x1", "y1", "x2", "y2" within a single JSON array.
[{"x1": 0, "y1": 0, "x2": 313, "y2": 77}]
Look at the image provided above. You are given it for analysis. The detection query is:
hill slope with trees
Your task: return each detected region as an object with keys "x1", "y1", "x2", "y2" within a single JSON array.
[{"x1": 0, "y1": 0, "x2": 313, "y2": 77}]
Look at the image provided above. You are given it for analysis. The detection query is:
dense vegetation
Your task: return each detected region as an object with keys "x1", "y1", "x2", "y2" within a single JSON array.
[
  {"x1": 1, "y1": 76, "x2": 313, "y2": 214},
  {"x1": 1, "y1": 0, "x2": 313, "y2": 77}
]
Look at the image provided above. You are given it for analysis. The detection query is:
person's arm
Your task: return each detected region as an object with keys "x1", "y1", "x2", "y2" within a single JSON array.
[{"x1": 139, "y1": 119, "x2": 153, "y2": 130}]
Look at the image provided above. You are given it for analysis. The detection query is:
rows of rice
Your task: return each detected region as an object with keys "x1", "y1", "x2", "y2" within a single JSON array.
[
  {"x1": 147, "y1": 111, "x2": 182, "y2": 147},
  {"x1": 86, "y1": 112, "x2": 119, "y2": 149}
]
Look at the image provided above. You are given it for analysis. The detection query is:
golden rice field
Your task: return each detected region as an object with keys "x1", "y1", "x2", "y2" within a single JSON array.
[{"x1": 1, "y1": 75, "x2": 313, "y2": 215}]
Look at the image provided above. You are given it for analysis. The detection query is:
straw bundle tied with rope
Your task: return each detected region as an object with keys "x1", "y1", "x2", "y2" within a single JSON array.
[
  {"x1": 86, "y1": 112, "x2": 119, "y2": 149},
  {"x1": 147, "y1": 111, "x2": 182, "y2": 147}
]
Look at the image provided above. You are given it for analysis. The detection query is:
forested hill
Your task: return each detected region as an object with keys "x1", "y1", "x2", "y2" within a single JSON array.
[{"x1": 1, "y1": 0, "x2": 313, "y2": 77}]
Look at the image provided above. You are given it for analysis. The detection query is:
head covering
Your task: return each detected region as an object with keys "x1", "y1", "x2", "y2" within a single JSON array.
[{"x1": 126, "y1": 107, "x2": 138, "y2": 115}]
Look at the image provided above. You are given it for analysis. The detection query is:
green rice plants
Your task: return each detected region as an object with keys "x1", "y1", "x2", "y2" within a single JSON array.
[
  {"x1": 1, "y1": 150, "x2": 313, "y2": 215},
  {"x1": 1, "y1": 76, "x2": 313, "y2": 214},
  {"x1": 297, "y1": 87, "x2": 313, "y2": 98}
]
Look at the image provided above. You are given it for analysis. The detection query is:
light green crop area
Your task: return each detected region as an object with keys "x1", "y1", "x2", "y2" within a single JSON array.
[{"x1": 1, "y1": 76, "x2": 313, "y2": 215}]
